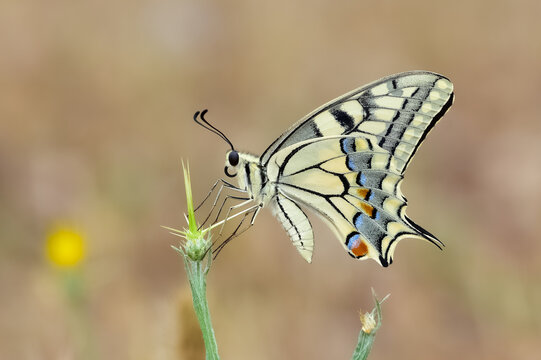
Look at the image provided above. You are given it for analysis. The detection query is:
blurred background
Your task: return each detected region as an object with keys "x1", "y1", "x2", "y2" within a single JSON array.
[{"x1": 1, "y1": 0, "x2": 540, "y2": 359}]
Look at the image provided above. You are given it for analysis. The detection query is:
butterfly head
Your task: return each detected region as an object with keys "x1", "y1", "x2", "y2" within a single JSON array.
[{"x1": 224, "y1": 150, "x2": 240, "y2": 177}]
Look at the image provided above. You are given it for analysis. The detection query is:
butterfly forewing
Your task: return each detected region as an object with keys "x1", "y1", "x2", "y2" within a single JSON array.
[
  {"x1": 263, "y1": 71, "x2": 453, "y2": 265},
  {"x1": 260, "y1": 71, "x2": 453, "y2": 173}
]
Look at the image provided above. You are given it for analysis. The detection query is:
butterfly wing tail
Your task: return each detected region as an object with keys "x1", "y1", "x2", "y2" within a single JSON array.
[
  {"x1": 272, "y1": 194, "x2": 314, "y2": 263},
  {"x1": 403, "y1": 215, "x2": 444, "y2": 249}
]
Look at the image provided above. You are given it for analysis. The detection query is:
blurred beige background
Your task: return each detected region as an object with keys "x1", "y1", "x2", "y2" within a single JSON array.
[{"x1": 1, "y1": 0, "x2": 540, "y2": 359}]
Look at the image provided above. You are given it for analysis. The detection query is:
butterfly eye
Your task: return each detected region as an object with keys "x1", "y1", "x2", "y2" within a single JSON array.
[{"x1": 228, "y1": 151, "x2": 239, "y2": 166}]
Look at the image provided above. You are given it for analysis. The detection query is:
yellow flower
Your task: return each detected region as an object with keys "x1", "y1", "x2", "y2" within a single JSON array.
[{"x1": 46, "y1": 226, "x2": 86, "y2": 268}]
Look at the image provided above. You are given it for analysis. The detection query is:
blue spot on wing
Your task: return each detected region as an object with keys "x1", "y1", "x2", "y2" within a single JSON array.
[
  {"x1": 347, "y1": 157, "x2": 355, "y2": 171},
  {"x1": 347, "y1": 233, "x2": 361, "y2": 250},
  {"x1": 359, "y1": 173, "x2": 367, "y2": 185},
  {"x1": 354, "y1": 211, "x2": 385, "y2": 243},
  {"x1": 354, "y1": 213, "x2": 365, "y2": 229},
  {"x1": 340, "y1": 137, "x2": 356, "y2": 154}
]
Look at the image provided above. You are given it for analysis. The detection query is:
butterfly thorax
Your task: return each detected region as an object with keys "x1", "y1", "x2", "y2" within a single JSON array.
[{"x1": 225, "y1": 151, "x2": 273, "y2": 206}]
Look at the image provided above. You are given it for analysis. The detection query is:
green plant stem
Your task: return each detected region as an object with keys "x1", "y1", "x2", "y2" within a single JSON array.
[
  {"x1": 351, "y1": 329, "x2": 377, "y2": 360},
  {"x1": 351, "y1": 292, "x2": 386, "y2": 360},
  {"x1": 184, "y1": 256, "x2": 219, "y2": 360},
  {"x1": 61, "y1": 269, "x2": 97, "y2": 360}
]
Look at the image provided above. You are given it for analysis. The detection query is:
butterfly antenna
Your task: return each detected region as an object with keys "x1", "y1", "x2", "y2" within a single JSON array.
[
  {"x1": 193, "y1": 109, "x2": 235, "y2": 150},
  {"x1": 199, "y1": 110, "x2": 235, "y2": 150}
]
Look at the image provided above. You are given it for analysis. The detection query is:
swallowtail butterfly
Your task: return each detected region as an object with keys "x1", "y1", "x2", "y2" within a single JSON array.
[{"x1": 194, "y1": 71, "x2": 454, "y2": 267}]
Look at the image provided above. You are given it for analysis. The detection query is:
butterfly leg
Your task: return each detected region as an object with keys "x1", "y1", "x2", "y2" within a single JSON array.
[
  {"x1": 217, "y1": 198, "x2": 254, "y2": 235},
  {"x1": 229, "y1": 204, "x2": 261, "y2": 237},
  {"x1": 201, "y1": 194, "x2": 250, "y2": 231},
  {"x1": 212, "y1": 204, "x2": 261, "y2": 258},
  {"x1": 197, "y1": 181, "x2": 250, "y2": 229},
  {"x1": 194, "y1": 178, "x2": 241, "y2": 212}
]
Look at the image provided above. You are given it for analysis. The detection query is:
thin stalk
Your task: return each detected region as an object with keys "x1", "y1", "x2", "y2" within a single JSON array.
[
  {"x1": 184, "y1": 255, "x2": 219, "y2": 360},
  {"x1": 351, "y1": 290, "x2": 388, "y2": 360},
  {"x1": 171, "y1": 161, "x2": 220, "y2": 360}
]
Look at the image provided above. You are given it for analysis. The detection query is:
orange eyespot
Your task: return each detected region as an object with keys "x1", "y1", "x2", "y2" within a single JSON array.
[
  {"x1": 351, "y1": 239, "x2": 368, "y2": 257},
  {"x1": 347, "y1": 233, "x2": 369, "y2": 258}
]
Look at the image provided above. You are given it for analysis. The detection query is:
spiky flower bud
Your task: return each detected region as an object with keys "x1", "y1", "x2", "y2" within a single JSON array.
[{"x1": 184, "y1": 231, "x2": 212, "y2": 262}]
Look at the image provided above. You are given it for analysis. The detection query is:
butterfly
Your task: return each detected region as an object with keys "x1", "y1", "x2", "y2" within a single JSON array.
[{"x1": 194, "y1": 71, "x2": 454, "y2": 267}]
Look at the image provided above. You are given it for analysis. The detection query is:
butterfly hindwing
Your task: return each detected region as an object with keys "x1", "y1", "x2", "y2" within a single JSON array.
[
  {"x1": 272, "y1": 194, "x2": 314, "y2": 262},
  {"x1": 267, "y1": 134, "x2": 443, "y2": 266}
]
